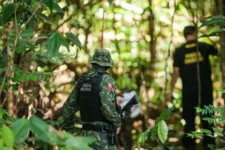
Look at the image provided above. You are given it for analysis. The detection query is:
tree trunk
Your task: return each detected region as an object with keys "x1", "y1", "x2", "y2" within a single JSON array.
[
  {"x1": 6, "y1": 47, "x2": 14, "y2": 116},
  {"x1": 215, "y1": 0, "x2": 225, "y2": 101},
  {"x1": 148, "y1": 0, "x2": 156, "y2": 83},
  {"x1": 6, "y1": 0, "x2": 15, "y2": 116}
]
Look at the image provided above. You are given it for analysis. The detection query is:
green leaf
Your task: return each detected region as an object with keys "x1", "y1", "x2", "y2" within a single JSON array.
[
  {"x1": 221, "y1": 89, "x2": 225, "y2": 94},
  {"x1": 199, "y1": 29, "x2": 225, "y2": 38},
  {"x1": 0, "y1": 139, "x2": 3, "y2": 150},
  {"x1": 21, "y1": 28, "x2": 33, "y2": 38},
  {"x1": 11, "y1": 119, "x2": 29, "y2": 144},
  {"x1": 42, "y1": 0, "x2": 63, "y2": 13},
  {"x1": 61, "y1": 37, "x2": 70, "y2": 50},
  {"x1": 199, "y1": 16, "x2": 225, "y2": 28},
  {"x1": 216, "y1": 148, "x2": 225, "y2": 150},
  {"x1": 187, "y1": 133, "x2": 195, "y2": 139},
  {"x1": 15, "y1": 45, "x2": 27, "y2": 54},
  {"x1": 108, "y1": 0, "x2": 113, "y2": 4},
  {"x1": 65, "y1": 32, "x2": 82, "y2": 48},
  {"x1": 137, "y1": 131, "x2": 149, "y2": 148},
  {"x1": 53, "y1": 2, "x2": 64, "y2": 13},
  {"x1": 47, "y1": 32, "x2": 61, "y2": 55},
  {"x1": 201, "y1": 129, "x2": 212, "y2": 135},
  {"x1": 155, "y1": 107, "x2": 174, "y2": 124},
  {"x1": 29, "y1": 115, "x2": 63, "y2": 145},
  {"x1": 195, "y1": 107, "x2": 202, "y2": 113},
  {"x1": 157, "y1": 120, "x2": 168, "y2": 144},
  {"x1": 64, "y1": 136, "x2": 95, "y2": 150},
  {"x1": 0, "y1": 108, "x2": 7, "y2": 120},
  {"x1": 1, "y1": 124, "x2": 15, "y2": 149},
  {"x1": 42, "y1": 0, "x2": 54, "y2": 12},
  {"x1": 213, "y1": 127, "x2": 223, "y2": 137},
  {"x1": 36, "y1": 13, "x2": 54, "y2": 24},
  {"x1": 2, "y1": 3, "x2": 17, "y2": 24},
  {"x1": 188, "y1": 131, "x2": 203, "y2": 139}
]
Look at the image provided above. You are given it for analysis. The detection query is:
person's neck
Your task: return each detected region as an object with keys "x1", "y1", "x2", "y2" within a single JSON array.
[{"x1": 92, "y1": 64, "x2": 106, "y2": 72}]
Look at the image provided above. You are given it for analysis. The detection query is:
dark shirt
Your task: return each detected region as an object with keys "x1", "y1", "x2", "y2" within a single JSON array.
[{"x1": 173, "y1": 40, "x2": 217, "y2": 90}]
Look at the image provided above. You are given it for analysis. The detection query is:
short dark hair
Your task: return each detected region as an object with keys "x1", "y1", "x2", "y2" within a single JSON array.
[{"x1": 183, "y1": 26, "x2": 196, "y2": 37}]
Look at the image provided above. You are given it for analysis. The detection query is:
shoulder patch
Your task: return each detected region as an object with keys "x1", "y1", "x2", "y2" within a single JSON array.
[{"x1": 107, "y1": 84, "x2": 114, "y2": 90}]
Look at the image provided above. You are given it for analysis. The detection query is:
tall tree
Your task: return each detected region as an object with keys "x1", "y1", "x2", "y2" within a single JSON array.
[{"x1": 215, "y1": 0, "x2": 225, "y2": 101}]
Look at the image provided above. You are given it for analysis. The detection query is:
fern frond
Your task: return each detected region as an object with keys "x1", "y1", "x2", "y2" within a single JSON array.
[
  {"x1": 13, "y1": 65, "x2": 52, "y2": 82},
  {"x1": 32, "y1": 51, "x2": 74, "y2": 64},
  {"x1": 155, "y1": 107, "x2": 174, "y2": 124},
  {"x1": 8, "y1": 31, "x2": 16, "y2": 50},
  {"x1": 202, "y1": 117, "x2": 216, "y2": 125}
]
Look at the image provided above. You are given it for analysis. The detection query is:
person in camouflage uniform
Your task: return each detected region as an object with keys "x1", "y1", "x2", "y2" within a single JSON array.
[{"x1": 62, "y1": 49, "x2": 121, "y2": 150}]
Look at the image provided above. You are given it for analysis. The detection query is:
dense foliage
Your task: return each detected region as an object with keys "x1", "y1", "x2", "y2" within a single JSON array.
[{"x1": 0, "y1": 0, "x2": 224, "y2": 149}]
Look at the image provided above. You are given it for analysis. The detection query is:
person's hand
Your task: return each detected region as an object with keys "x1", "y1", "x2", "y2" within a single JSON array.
[{"x1": 116, "y1": 128, "x2": 121, "y2": 134}]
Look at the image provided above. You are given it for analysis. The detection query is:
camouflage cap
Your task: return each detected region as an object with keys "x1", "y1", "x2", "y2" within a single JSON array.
[{"x1": 89, "y1": 49, "x2": 114, "y2": 67}]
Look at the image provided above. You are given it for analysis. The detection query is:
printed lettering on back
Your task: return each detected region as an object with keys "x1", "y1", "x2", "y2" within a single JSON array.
[
  {"x1": 80, "y1": 83, "x2": 92, "y2": 92},
  {"x1": 184, "y1": 51, "x2": 204, "y2": 65}
]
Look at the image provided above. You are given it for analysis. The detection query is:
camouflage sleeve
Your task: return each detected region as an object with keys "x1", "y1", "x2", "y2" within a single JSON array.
[
  {"x1": 99, "y1": 74, "x2": 121, "y2": 129},
  {"x1": 62, "y1": 82, "x2": 80, "y2": 133}
]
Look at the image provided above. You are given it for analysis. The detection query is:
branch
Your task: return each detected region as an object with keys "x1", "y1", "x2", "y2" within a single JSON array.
[
  {"x1": 55, "y1": 13, "x2": 75, "y2": 31},
  {"x1": 164, "y1": 0, "x2": 177, "y2": 101},
  {"x1": 100, "y1": 9, "x2": 105, "y2": 48},
  {"x1": 0, "y1": 2, "x2": 41, "y2": 99},
  {"x1": 112, "y1": 4, "x2": 121, "y2": 56}
]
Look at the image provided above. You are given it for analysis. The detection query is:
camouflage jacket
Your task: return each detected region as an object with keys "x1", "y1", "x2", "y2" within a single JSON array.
[{"x1": 62, "y1": 66, "x2": 121, "y2": 133}]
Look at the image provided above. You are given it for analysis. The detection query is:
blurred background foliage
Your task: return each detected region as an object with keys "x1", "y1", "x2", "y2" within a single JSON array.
[{"x1": 0, "y1": 0, "x2": 224, "y2": 149}]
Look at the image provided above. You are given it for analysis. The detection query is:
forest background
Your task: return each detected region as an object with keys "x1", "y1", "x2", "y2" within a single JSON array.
[{"x1": 0, "y1": 0, "x2": 225, "y2": 149}]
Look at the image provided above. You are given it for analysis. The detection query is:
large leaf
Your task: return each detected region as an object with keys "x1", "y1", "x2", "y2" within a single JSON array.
[
  {"x1": 53, "y1": 2, "x2": 64, "y2": 13},
  {"x1": 0, "y1": 139, "x2": 3, "y2": 150},
  {"x1": 64, "y1": 136, "x2": 95, "y2": 150},
  {"x1": 20, "y1": 28, "x2": 33, "y2": 38},
  {"x1": 36, "y1": 13, "x2": 54, "y2": 24},
  {"x1": 47, "y1": 32, "x2": 61, "y2": 55},
  {"x1": 199, "y1": 16, "x2": 225, "y2": 28},
  {"x1": 42, "y1": 0, "x2": 54, "y2": 12},
  {"x1": 2, "y1": 3, "x2": 17, "y2": 24},
  {"x1": 199, "y1": 29, "x2": 225, "y2": 38},
  {"x1": 157, "y1": 120, "x2": 168, "y2": 144},
  {"x1": 15, "y1": 45, "x2": 27, "y2": 54},
  {"x1": 65, "y1": 32, "x2": 82, "y2": 48},
  {"x1": 42, "y1": 0, "x2": 63, "y2": 13},
  {"x1": 29, "y1": 115, "x2": 63, "y2": 145},
  {"x1": 11, "y1": 119, "x2": 29, "y2": 144},
  {"x1": 1, "y1": 124, "x2": 15, "y2": 149}
]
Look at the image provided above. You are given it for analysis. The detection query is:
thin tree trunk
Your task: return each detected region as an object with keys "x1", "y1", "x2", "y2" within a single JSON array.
[
  {"x1": 216, "y1": 0, "x2": 225, "y2": 101},
  {"x1": 7, "y1": 51, "x2": 14, "y2": 116},
  {"x1": 6, "y1": 0, "x2": 15, "y2": 116},
  {"x1": 148, "y1": 0, "x2": 156, "y2": 82},
  {"x1": 142, "y1": 0, "x2": 156, "y2": 128},
  {"x1": 7, "y1": 22, "x2": 15, "y2": 116}
]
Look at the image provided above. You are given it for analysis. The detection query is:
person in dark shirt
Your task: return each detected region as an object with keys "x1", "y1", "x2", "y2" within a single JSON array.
[{"x1": 169, "y1": 26, "x2": 218, "y2": 150}]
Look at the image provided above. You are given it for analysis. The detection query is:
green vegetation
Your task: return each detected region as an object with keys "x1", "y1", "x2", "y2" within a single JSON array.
[{"x1": 0, "y1": 0, "x2": 224, "y2": 149}]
